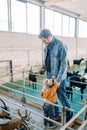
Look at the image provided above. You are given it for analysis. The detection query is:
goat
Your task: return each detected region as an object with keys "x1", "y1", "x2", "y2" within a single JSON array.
[
  {"x1": 73, "y1": 58, "x2": 84, "y2": 65},
  {"x1": 84, "y1": 60, "x2": 87, "y2": 75},
  {"x1": 38, "y1": 65, "x2": 45, "y2": 75},
  {"x1": 0, "y1": 99, "x2": 11, "y2": 119},
  {"x1": 67, "y1": 71, "x2": 80, "y2": 79},
  {"x1": 67, "y1": 72, "x2": 73, "y2": 79},
  {"x1": 69, "y1": 71, "x2": 86, "y2": 99},
  {"x1": 0, "y1": 108, "x2": 32, "y2": 130},
  {"x1": 29, "y1": 67, "x2": 37, "y2": 89},
  {"x1": 66, "y1": 71, "x2": 83, "y2": 100},
  {"x1": 84, "y1": 68, "x2": 87, "y2": 74}
]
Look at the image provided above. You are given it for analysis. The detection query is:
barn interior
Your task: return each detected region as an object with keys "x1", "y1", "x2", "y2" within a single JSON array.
[{"x1": 0, "y1": 0, "x2": 87, "y2": 130}]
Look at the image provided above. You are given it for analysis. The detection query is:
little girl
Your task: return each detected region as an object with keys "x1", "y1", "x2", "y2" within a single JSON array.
[{"x1": 40, "y1": 77, "x2": 59, "y2": 128}]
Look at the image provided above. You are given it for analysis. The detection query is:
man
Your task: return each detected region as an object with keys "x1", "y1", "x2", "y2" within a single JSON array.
[{"x1": 38, "y1": 29, "x2": 73, "y2": 122}]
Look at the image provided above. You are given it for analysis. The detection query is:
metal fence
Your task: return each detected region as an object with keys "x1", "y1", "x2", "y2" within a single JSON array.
[{"x1": 0, "y1": 67, "x2": 87, "y2": 129}]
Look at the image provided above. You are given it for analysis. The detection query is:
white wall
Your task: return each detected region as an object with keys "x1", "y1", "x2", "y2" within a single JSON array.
[
  {"x1": 0, "y1": 32, "x2": 43, "y2": 68},
  {"x1": 0, "y1": 31, "x2": 87, "y2": 68}
]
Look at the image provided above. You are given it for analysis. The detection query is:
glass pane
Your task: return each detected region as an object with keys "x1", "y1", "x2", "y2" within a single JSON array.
[
  {"x1": 11, "y1": 0, "x2": 26, "y2": 33},
  {"x1": 27, "y1": 3, "x2": 40, "y2": 34},
  {"x1": 79, "y1": 20, "x2": 87, "y2": 38},
  {"x1": 69, "y1": 17, "x2": 75, "y2": 37},
  {"x1": 0, "y1": 0, "x2": 8, "y2": 31},
  {"x1": 45, "y1": 9, "x2": 54, "y2": 33},
  {"x1": 62, "y1": 15, "x2": 69, "y2": 37},
  {"x1": 53, "y1": 11, "x2": 62, "y2": 36}
]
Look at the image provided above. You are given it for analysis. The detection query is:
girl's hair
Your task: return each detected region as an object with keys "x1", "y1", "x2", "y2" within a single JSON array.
[
  {"x1": 43, "y1": 79, "x2": 49, "y2": 88},
  {"x1": 43, "y1": 76, "x2": 56, "y2": 88}
]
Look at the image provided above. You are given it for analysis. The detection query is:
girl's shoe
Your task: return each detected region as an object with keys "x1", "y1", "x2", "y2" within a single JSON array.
[{"x1": 48, "y1": 125, "x2": 57, "y2": 129}]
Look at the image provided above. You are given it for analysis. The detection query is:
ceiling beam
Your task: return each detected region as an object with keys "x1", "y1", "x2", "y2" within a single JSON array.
[
  {"x1": 44, "y1": 0, "x2": 67, "y2": 6},
  {"x1": 79, "y1": 13, "x2": 87, "y2": 19}
]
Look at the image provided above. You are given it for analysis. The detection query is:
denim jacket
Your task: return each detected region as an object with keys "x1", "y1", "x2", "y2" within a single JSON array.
[{"x1": 44, "y1": 37, "x2": 68, "y2": 83}]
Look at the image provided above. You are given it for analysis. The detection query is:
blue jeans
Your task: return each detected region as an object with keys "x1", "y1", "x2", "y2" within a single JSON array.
[
  {"x1": 46, "y1": 72, "x2": 73, "y2": 122},
  {"x1": 55, "y1": 101, "x2": 60, "y2": 118},
  {"x1": 43, "y1": 103, "x2": 55, "y2": 126}
]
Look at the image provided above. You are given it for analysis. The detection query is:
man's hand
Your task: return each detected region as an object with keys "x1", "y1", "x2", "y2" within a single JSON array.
[{"x1": 56, "y1": 82, "x2": 60, "y2": 88}]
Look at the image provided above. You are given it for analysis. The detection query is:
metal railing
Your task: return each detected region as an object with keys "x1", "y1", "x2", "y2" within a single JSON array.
[
  {"x1": 0, "y1": 94, "x2": 75, "y2": 130},
  {"x1": 0, "y1": 67, "x2": 87, "y2": 129},
  {"x1": 60, "y1": 102, "x2": 87, "y2": 130}
]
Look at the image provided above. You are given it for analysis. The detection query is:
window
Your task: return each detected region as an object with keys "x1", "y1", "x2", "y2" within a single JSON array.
[
  {"x1": 79, "y1": 20, "x2": 87, "y2": 38},
  {"x1": 45, "y1": 9, "x2": 75, "y2": 37},
  {"x1": 0, "y1": 0, "x2": 76, "y2": 37},
  {"x1": 62, "y1": 15, "x2": 69, "y2": 37},
  {"x1": 45, "y1": 9, "x2": 54, "y2": 33},
  {"x1": 69, "y1": 17, "x2": 75, "y2": 37},
  {"x1": 11, "y1": 0, "x2": 26, "y2": 33},
  {"x1": 62, "y1": 15, "x2": 75, "y2": 37},
  {"x1": 27, "y1": 3, "x2": 40, "y2": 34},
  {"x1": 53, "y1": 11, "x2": 62, "y2": 36},
  {"x1": 0, "y1": 0, "x2": 8, "y2": 31}
]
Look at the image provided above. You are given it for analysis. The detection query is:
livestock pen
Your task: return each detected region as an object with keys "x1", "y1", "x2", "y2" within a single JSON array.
[{"x1": 0, "y1": 65, "x2": 87, "y2": 129}]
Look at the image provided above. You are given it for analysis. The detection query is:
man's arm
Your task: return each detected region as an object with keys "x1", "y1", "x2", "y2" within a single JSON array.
[{"x1": 56, "y1": 45, "x2": 68, "y2": 83}]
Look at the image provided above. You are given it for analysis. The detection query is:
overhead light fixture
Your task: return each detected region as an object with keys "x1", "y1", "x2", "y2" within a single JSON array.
[
  {"x1": 44, "y1": 0, "x2": 73, "y2": 6},
  {"x1": 79, "y1": 13, "x2": 87, "y2": 19},
  {"x1": 16, "y1": 0, "x2": 27, "y2": 3}
]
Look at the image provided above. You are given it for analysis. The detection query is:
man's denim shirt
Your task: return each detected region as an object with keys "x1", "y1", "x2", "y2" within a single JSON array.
[{"x1": 44, "y1": 37, "x2": 68, "y2": 83}]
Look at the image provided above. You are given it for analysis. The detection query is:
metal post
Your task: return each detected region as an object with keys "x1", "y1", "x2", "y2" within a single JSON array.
[
  {"x1": 83, "y1": 99, "x2": 87, "y2": 120},
  {"x1": 82, "y1": 100, "x2": 87, "y2": 130},
  {"x1": 75, "y1": 18, "x2": 79, "y2": 59},
  {"x1": 9, "y1": 60, "x2": 13, "y2": 82},
  {"x1": 21, "y1": 70, "x2": 26, "y2": 103},
  {"x1": 27, "y1": 50, "x2": 30, "y2": 66},
  {"x1": 61, "y1": 106, "x2": 66, "y2": 126}
]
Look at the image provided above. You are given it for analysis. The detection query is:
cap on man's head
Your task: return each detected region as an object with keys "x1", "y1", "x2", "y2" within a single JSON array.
[{"x1": 38, "y1": 29, "x2": 52, "y2": 39}]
